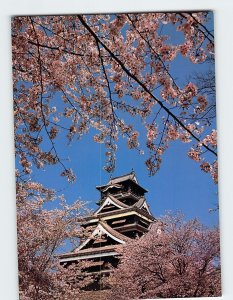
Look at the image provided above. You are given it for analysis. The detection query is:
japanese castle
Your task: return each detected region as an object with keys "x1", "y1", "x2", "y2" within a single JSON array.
[{"x1": 59, "y1": 171, "x2": 155, "y2": 291}]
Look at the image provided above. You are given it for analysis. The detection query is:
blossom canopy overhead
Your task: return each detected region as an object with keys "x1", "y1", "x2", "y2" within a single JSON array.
[{"x1": 12, "y1": 12, "x2": 217, "y2": 184}]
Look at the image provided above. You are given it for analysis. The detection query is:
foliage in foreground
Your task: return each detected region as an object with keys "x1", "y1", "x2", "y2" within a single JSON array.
[
  {"x1": 108, "y1": 213, "x2": 221, "y2": 299},
  {"x1": 17, "y1": 181, "x2": 221, "y2": 299},
  {"x1": 17, "y1": 181, "x2": 92, "y2": 299}
]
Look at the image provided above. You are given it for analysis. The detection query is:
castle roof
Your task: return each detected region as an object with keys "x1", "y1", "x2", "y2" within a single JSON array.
[
  {"x1": 96, "y1": 171, "x2": 148, "y2": 193},
  {"x1": 74, "y1": 220, "x2": 131, "y2": 253},
  {"x1": 94, "y1": 194, "x2": 129, "y2": 214},
  {"x1": 59, "y1": 220, "x2": 130, "y2": 263},
  {"x1": 94, "y1": 194, "x2": 152, "y2": 216},
  {"x1": 59, "y1": 244, "x2": 122, "y2": 262},
  {"x1": 108, "y1": 172, "x2": 138, "y2": 185},
  {"x1": 59, "y1": 172, "x2": 154, "y2": 267}
]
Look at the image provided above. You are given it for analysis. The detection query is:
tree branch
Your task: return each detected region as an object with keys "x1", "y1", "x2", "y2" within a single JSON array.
[{"x1": 77, "y1": 15, "x2": 217, "y2": 157}]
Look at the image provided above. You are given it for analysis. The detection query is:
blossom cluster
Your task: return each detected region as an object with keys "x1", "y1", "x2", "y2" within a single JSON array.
[{"x1": 12, "y1": 12, "x2": 217, "y2": 184}]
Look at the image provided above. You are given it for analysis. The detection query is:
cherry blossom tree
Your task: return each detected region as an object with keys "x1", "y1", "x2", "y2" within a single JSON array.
[
  {"x1": 12, "y1": 12, "x2": 218, "y2": 184},
  {"x1": 17, "y1": 180, "x2": 93, "y2": 299},
  {"x1": 12, "y1": 12, "x2": 219, "y2": 299},
  {"x1": 108, "y1": 213, "x2": 221, "y2": 299}
]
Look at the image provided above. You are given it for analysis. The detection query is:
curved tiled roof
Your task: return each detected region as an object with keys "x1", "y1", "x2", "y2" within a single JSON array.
[
  {"x1": 133, "y1": 197, "x2": 152, "y2": 215},
  {"x1": 96, "y1": 171, "x2": 148, "y2": 193},
  {"x1": 59, "y1": 244, "x2": 122, "y2": 259},
  {"x1": 95, "y1": 194, "x2": 153, "y2": 217},
  {"x1": 94, "y1": 195, "x2": 129, "y2": 215},
  {"x1": 101, "y1": 184, "x2": 122, "y2": 192},
  {"x1": 83, "y1": 205, "x2": 154, "y2": 225},
  {"x1": 99, "y1": 220, "x2": 131, "y2": 243},
  {"x1": 133, "y1": 197, "x2": 145, "y2": 208},
  {"x1": 71, "y1": 220, "x2": 131, "y2": 254},
  {"x1": 108, "y1": 195, "x2": 129, "y2": 208},
  {"x1": 108, "y1": 172, "x2": 137, "y2": 184}
]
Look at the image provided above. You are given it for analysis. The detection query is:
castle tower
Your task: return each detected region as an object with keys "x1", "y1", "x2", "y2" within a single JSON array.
[{"x1": 59, "y1": 171, "x2": 155, "y2": 290}]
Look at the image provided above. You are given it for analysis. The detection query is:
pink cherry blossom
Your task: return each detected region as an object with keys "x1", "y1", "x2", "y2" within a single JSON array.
[{"x1": 108, "y1": 213, "x2": 221, "y2": 299}]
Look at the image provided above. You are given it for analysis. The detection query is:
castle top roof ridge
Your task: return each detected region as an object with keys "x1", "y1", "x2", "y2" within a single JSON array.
[
  {"x1": 108, "y1": 171, "x2": 137, "y2": 185},
  {"x1": 96, "y1": 171, "x2": 148, "y2": 193}
]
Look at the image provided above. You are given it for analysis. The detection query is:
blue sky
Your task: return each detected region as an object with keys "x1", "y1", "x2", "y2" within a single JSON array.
[
  {"x1": 33, "y1": 125, "x2": 218, "y2": 227},
  {"x1": 24, "y1": 12, "x2": 219, "y2": 227}
]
